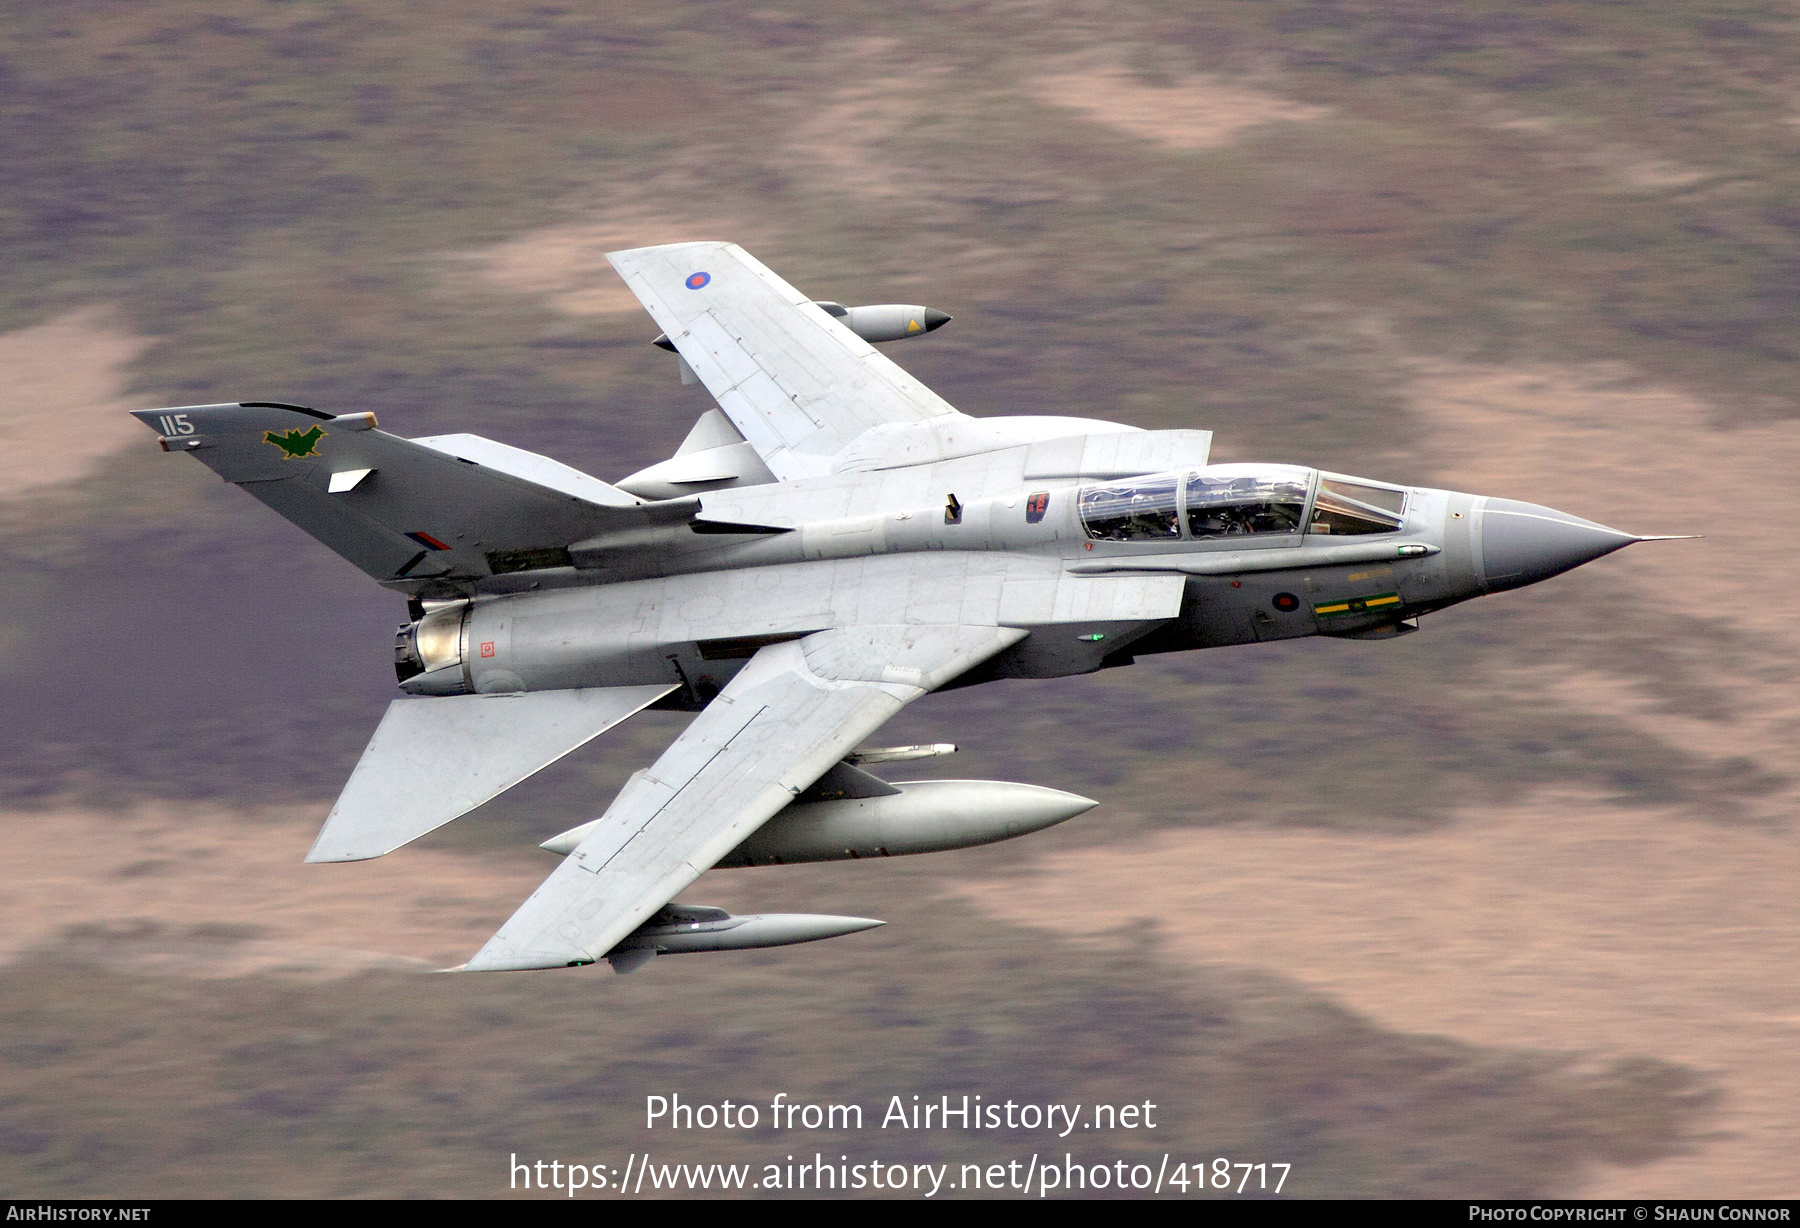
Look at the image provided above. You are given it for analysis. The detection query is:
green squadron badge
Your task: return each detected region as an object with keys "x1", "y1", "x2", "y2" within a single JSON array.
[{"x1": 264, "y1": 425, "x2": 326, "y2": 458}]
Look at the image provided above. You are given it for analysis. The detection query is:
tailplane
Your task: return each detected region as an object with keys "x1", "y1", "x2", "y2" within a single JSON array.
[{"x1": 306, "y1": 684, "x2": 675, "y2": 862}]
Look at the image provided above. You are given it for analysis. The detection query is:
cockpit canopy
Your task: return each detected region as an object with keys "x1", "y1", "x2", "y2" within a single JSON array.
[
  {"x1": 1077, "y1": 465, "x2": 1406, "y2": 543},
  {"x1": 1185, "y1": 466, "x2": 1309, "y2": 539},
  {"x1": 1076, "y1": 472, "x2": 1184, "y2": 542}
]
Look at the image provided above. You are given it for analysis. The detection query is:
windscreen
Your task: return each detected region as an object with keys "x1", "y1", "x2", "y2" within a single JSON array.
[{"x1": 1309, "y1": 477, "x2": 1406, "y2": 535}]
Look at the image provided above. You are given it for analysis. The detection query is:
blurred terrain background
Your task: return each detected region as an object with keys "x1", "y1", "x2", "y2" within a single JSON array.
[{"x1": 1, "y1": 0, "x2": 1795, "y2": 1198}]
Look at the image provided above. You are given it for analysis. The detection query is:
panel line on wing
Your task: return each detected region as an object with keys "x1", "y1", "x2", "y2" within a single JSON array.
[{"x1": 573, "y1": 701, "x2": 770, "y2": 875}]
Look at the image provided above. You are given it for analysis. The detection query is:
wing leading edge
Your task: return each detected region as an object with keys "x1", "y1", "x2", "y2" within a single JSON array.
[
  {"x1": 607, "y1": 242, "x2": 966, "y2": 481},
  {"x1": 463, "y1": 623, "x2": 1026, "y2": 971}
]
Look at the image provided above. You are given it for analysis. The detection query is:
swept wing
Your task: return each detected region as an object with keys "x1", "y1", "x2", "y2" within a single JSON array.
[
  {"x1": 607, "y1": 242, "x2": 966, "y2": 481},
  {"x1": 464, "y1": 624, "x2": 1025, "y2": 970}
]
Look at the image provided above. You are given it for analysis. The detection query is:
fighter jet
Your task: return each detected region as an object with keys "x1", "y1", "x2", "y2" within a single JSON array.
[{"x1": 133, "y1": 241, "x2": 1666, "y2": 973}]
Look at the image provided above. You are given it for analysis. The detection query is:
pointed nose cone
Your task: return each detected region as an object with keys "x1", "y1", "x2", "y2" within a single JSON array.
[
  {"x1": 1479, "y1": 498, "x2": 1638, "y2": 592},
  {"x1": 923, "y1": 308, "x2": 952, "y2": 332}
]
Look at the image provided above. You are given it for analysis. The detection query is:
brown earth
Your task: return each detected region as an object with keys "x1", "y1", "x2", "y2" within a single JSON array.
[
  {"x1": 464, "y1": 210, "x2": 754, "y2": 317},
  {"x1": 0, "y1": 803, "x2": 544, "y2": 976},
  {"x1": 0, "y1": 308, "x2": 155, "y2": 505},
  {"x1": 1028, "y1": 58, "x2": 1329, "y2": 151},
  {"x1": 957, "y1": 787, "x2": 1800, "y2": 1197},
  {"x1": 1414, "y1": 358, "x2": 1800, "y2": 825}
]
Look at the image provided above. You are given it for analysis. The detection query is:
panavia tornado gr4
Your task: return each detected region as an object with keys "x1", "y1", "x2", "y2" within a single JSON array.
[{"x1": 134, "y1": 241, "x2": 1672, "y2": 974}]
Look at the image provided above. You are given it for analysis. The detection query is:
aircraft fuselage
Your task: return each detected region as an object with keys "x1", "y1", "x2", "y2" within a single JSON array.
[{"x1": 398, "y1": 432, "x2": 1636, "y2": 706}]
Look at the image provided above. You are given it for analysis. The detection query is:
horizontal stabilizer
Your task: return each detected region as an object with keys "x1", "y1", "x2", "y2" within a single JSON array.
[
  {"x1": 307, "y1": 684, "x2": 675, "y2": 862},
  {"x1": 409, "y1": 434, "x2": 641, "y2": 507}
]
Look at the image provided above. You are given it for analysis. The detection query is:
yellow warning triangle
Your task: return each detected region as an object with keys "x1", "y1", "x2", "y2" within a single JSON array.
[{"x1": 907, "y1": 318, "x2": 921, "y2": 332}]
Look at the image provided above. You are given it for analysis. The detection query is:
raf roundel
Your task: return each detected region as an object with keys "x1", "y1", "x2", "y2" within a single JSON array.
[{"x1": 685, "y1": 271, "x2": 711, "y2": 290}]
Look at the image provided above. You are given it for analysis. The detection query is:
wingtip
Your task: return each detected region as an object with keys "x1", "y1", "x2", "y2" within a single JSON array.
[
  {"x1": 303, "y1": 842, "x2": 386, "y2": 864},
  {"x1": 606, "y1": 239, "x2": 735, "y2": 263}
]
